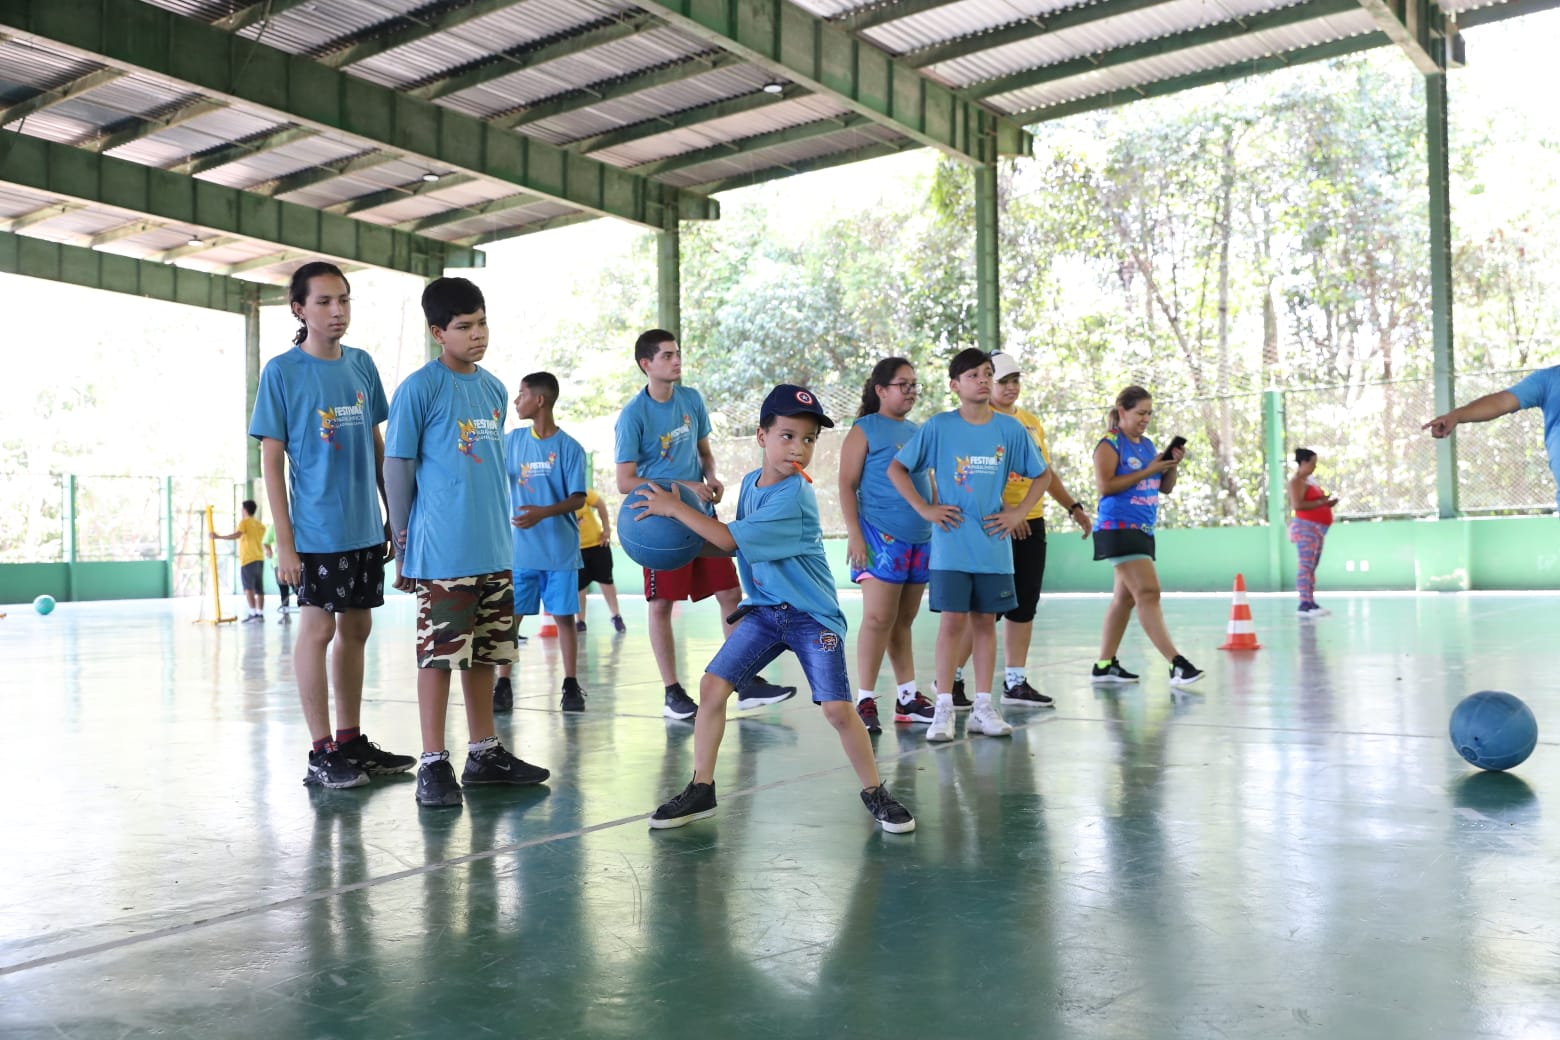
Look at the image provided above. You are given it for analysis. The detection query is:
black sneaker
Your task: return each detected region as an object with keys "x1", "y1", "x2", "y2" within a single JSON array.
[
  {"x1": 663, "y1": 683, "x2": 697, "y2": 721},
  {"x1": 857, "y1": 696, "x2": 882, "y2": 734},
  {"x1": 735, "y1": 677, "x2": 797, "y2": 710},
  {"x1": 338, "y1": 733, "x2": 415, "y2": 775},
  {"x1": 611, "y1": 615, "x2": 626, "y2": 633},
  {"x1": 649, "y1": 778, "x2": 717, "y2": 829},
  {"x1": 1091, "y1": 658, "x2": 1140, "y2": 684},
  {"x1": 576, "y1": 619, "x2": 587, "y2": 632},
  {"x1": 415, "y1": 757, "x2": 462, "y2": 808},
  {"x1": 1169, "y1": 655, "x2": 1205, "y2": 687},
  {"x1": 861, "y1": 784, "x2": 916, "y2": 833},
  {"x1": 304, "y1": 747, "x2": 369, "y2": 789},
  {"x1": 493, "y1": 676, "x2": 513, "y2": 713},
  {"x1": 950, "y1": 679, "x2": 973, "y2": 711},
  {"x1": 462, "y1": 743, "x2": 550, "y2": 786},
  {"x1": 1001, "y1": 679, "x2": 1055, "y2": 708},
  {"x1": 561, "y1": 677, "x2": 586, "y2": 712}
]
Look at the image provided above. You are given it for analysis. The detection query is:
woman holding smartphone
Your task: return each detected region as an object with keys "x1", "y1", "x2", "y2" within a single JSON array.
[
  {"x1": 1090, "y1": 385, "x2": 1204, "y2": 687},
  {"x1": 1288, "y1": 448, "x2": 1337, "y2": 618}
]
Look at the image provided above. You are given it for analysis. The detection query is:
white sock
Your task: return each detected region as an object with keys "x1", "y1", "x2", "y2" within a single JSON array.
[
  {"x1": 1005, "y1": 667, "x2": 1025, "y2": 688},
  {"x1": 974, "y1": 692, "x2": 993, "y2": 710},
  {"x1": 935, "y1": 692, "x2": 953, "y2": 707},
  {"x1": 856, "y1": 688, "x2": 875, "y2": 704},
  {"x1": 419, "y1": 750, "x2": 447, "y2": 767},
  {"x1": 468, "y1": 735, "x2": 499, "y2": 755},
  {"x1": 896, "y1": 681, "x2": 917, "y2": 704}
]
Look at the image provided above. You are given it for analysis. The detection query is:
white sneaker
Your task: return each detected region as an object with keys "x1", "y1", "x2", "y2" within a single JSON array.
[
  {"x1": 926, "y1": 699, "x2": 955, "y2": 742},
  {"x1": 968, "y1": 703, "x2": 1013, "y2": 737},
  {"x1": 1297, "y1": 603, "x2": 1330, "y2": 618}
]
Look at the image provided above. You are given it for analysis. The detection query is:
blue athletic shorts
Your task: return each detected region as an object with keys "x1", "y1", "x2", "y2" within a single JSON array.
[
  {"x1": 850, "y1": 517, "x2": 930, "y2": 585},
  {"x1": 706, "y1": 604, "x2": 849, "y2": 703},
  {"x1": 928, "y1": 570, "x2": 1017, "y2": 615},
  {"x1": 512, "y1": 568, "x2": 578, "y2": 617}
]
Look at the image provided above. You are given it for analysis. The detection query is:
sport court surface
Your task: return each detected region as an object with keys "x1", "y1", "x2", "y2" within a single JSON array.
[{"x1": 2, "y1": 591, "x2": 1556, "y2": 1038}]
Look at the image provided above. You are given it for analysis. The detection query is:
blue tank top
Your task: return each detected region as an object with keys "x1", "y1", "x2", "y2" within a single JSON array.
[
  {"x1": 854, "y1": 412, "x2": 932, "y2": 544},
  {"x1": 1094, "y1": 430, "x2": 1161, "y2": 534}
]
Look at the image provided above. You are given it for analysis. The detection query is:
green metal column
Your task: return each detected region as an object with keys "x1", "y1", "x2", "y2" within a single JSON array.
[
  {"x1": 1427, "y1": 71, "x2": 1458, "y2": 519},
  {"x1": 1263, "y1": 389, "x2": 1287, "y2": 591},
  {"x1": 975, "y1": 162, "x2": 1000, "y2": 355},
  {"x1": 163, "y1": 475, "x2": 174, "y2": 598},
  {"x1": 658, "y1": 214, "x2": 681, "y2": 338},
  {"x1": 64, "y1": 474, "x2": 77, "y2": 602},
  {"x1": 244, "y1": 288, "x2": 261, "y2": 500}
]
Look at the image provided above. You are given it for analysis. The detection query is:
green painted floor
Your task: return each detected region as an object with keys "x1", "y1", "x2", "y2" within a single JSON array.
[{"x1": 2, "y1": 590, "x2": 1558, "y2": 1038}]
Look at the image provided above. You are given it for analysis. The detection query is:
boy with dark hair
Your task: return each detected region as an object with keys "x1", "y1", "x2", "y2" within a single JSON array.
[
  {"x1": 212, "y1": 499, "x2": 267, "y2": 623},
  {"x1": 493, "y1": 371, "x2": 588, "y2": 713},
  {"x1": 385, "y1": 277, "x2": 550, "y2": 809},
  {"x1": 614, "y1": 329, "x2": 795, "y2": 722},
  {"x1": 889, "y1": 348, "x2": 1051, "y2": 743},
  {"x1": 639, "y1": 385, "x2": 915, "y2": 834}
]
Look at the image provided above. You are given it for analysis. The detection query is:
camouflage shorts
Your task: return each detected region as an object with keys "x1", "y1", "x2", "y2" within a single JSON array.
[{"x1": 413, "y1": 571, "x2": 518, "y2": 669}]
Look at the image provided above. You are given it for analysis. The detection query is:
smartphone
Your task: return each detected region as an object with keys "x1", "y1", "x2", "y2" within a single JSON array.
[{"x1": 1160, "y1": 435, "x2": 1187, "y2": 461}]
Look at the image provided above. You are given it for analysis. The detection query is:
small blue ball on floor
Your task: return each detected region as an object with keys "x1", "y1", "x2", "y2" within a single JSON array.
[
  {"x1": 1449, "y1": 690, "x2": 1538, "y2": 772},
  {"x1": 33, "y1": 594, "x2": 56, "y2": 616},
  {"x1": 617, "y1": 482, "x2": 706, "y2": 572}
]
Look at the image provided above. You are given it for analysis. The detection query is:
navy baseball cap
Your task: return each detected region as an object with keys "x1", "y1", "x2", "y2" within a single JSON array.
[{"x1": 760, "y1": 384, "x2": 834, "y2": 428}]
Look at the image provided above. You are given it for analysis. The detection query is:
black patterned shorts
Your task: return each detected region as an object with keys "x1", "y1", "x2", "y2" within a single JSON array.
[{"x1": 296, "y1": 547, "x2": 386, "y2": 613}]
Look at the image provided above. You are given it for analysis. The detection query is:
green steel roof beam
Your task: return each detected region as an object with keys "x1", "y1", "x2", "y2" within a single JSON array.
[
  {"x1": 491, "y1": 52, "x2": 745, "y2": 130},
  {"x1": 0, "y1": 201, "x2": 86, "y2": 232},
  {"x1": 692, "y1": 138, "x2": 923, "y2": 195},
  {"x1": 0, "y1": 227, "x2": 261, "y2": 313},
  {"x1": 168, "y1": 125, "x2": 322, "y2": 176},
  {"x1": 244, "y1": 151, "x2": 402, "y2": 199},
  {"x1": 1016, "y1": 33, "x2": 1387, "y2": 122},
  {"x1": 88, "y1": 218, "x2": 161, "y2": 247},
  {"x1": 81, "y1": 98, "x2": 228, "y2": 154},
  {"x1": 392, "y1": 193, "x2": 537, "y2": 233},
  {"x1": 0, "y1": 67, "x2": 126, "y2": 126},
  {"x1": 906, "y1": 0, "x2": 1186, "y2": 69},
  {"x1": 224, "y1": 249, "x2": 318, "y2": 275},
  {"x1": 0, "y1": 0, "x2": 718, "y2": 228},
  {"x1": 1459, "y1": 0, "x2": 1560, "y2": 26},
  {"x1": 628, "y1": 113, "x2": 877, "y2": 178},
  {"x1": 450, "y1": 210, "x2": 602, "y2": 247},
  {"x1": 213, "y1": 0, "x2": 319, "y2": 34},
  {"x1": 408, "y1": 13, "x2": 662, "y2": 102},
  {"x1": 317, "y1": 0, "x2": 541, "y2": 69},
  {"x1": 633, "y1": 0, "x2": 1031, "y2": 162},
  {"x1": 324, "y1": 174, "x2": 490, "y2": 216},
  {"x1": 1355, "y1": 0, "x2": 1445, "y2": 73},
  {"x1": 563, "y1": 85, "x2": 804, "y2": 154},
  {"x1": 149, "y1": 233, "x2": 241, "y2": 263},
  {"x1": 832, "y1": 0, "x2": 968, "y2": 33},
  {"x1": 969, "y1": 0, "x2": 1361, "y2": 99},
  {"x1": 0, "y1": 132, "x2": 479, "y2": 276}
]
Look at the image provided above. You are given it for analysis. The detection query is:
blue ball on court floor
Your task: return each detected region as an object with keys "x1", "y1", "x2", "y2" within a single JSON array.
[
  {"x1": 33, "y1": 594, "x2": 55, "y2": 616},
  {"x1": 1449, "y1": 690, "x2": 1538, "y2": 772},
  {"x1": 617, "y1": 482, "x2": 706, "y2": 572}
]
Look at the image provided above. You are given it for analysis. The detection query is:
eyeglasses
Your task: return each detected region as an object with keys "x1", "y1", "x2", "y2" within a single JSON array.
[{"x1": 886, "y1": 381, "x2": 920, "y2": 393}]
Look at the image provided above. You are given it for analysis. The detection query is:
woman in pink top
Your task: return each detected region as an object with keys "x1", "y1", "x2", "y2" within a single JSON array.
[{"x1": 1288, "y1": 448, "x2": 1339, "y2": 618}]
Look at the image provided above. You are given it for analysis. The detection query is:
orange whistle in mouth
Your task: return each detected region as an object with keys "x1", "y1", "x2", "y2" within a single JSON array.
[{"x1": 792, "y1": 461, "x2": 813, "y2": 483}]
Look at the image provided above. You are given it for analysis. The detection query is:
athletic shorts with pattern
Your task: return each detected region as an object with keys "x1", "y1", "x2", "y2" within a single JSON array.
[{"x1": 413, "y1": 571, "x2": 518, "y2": 669}]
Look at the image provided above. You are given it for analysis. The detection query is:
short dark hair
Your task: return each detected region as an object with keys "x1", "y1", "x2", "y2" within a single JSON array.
[
  {"x1": 241, "y1": 500, "x2": 257, "y2": 515},
  {"x1": 1294, "y1": 448, "x2": 1317, "y2": 465},
  {"x1": 634, "y1": 329, "x2": 676, "y2": 372},
  {"x1": 422, "y1": 277, "x2": 486, "y2": 331},
  {"x1": 948, "y1": 347, "x2": 990, "y2": 381},
  {"x1": 522, "y1": 371, "x2": 560, "y2": 406}
]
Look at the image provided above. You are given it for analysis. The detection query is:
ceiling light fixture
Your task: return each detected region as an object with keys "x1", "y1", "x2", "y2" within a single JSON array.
[
  {"x1": 421, "y1": 172, "x2": 441, "y2": 183},
  {"x1": 187, "y1": 236, "x2": 202, "y2": 247},
  {"x1": 761, "y1": 82, "x2": 785, "y2": 95}
]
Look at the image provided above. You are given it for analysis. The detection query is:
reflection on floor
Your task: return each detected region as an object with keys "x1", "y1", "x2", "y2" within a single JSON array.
[{"x1": 2, "y1": 591, "x2": 1557, "y2": 1038}]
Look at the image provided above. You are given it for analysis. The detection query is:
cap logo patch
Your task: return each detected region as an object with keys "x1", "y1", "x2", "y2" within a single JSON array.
[{"x1": 795, "y1": 390, "x2": 814, "y2": 405}]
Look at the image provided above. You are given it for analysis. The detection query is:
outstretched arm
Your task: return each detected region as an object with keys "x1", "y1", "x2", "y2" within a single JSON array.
[{"x1": 1423, "y1": 390, "x2": 1520, "y2": 438}]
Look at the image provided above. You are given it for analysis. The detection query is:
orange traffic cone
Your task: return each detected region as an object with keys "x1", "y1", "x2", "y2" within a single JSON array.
[
  {"x1": 1218, "y1": 574, "x2": 1262, "y2": 651},
  {"x1": 537, "y1": 615, "x2": 559, "y2": 638}
]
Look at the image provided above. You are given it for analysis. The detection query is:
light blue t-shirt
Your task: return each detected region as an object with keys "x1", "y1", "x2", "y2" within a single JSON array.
[
  {"x1": 505, "y1": 426, "x2": 587, "y2": 572},
  {"x1": 248, "y1": 345, "x2": 388, "y2": 554},
  {"x1": 614, "y1": 385, "x2": 712, "y2": 483},
  {"x1": 384, "y1": 360, "x2": 509, "y2": 580},
  {"x1": 853, "y1": 412, "x2": 932, "y2": 544},
  {"x1": 728, "y1": 470, "x2": 848, "y2": 639},
  {"x1": 1509, "y1": 366, "x2": 1560, "y2": 511},
  {"x1": 893, "y1": 410, "x2": 1045, "y2": 574},
  {"x1": 1094, "y1": 431, "x2": 1162, "y2": 534}
]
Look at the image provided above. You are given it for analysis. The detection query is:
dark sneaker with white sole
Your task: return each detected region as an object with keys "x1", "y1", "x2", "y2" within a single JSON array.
[
  {"x1": 415, "y1": 757, "x2": 462, "y2": 808},
  {"x1": 735, "y1": 677, "x2": 797, "y2": 710},
  {"x1": 893, "y1": 693, "x2": 936, "y2": 724},
  {"x1": 561, "y1": 677, "x2": 586, "y2": 712},
  {"x1": 1169, "y1": 655, "x2": 1205, "y2": 687},
  {"x1": 664, "y1": 684, "x2": 697, "y2": 721},
  {"x1": 462, "y1": 743, "x2": 550, "y2": 786},
  {"x1": 338, "y1": 733, "x2": 415, "y2": 775},
  {"x1": 861, "y1": 784, "x2": 916, "y2": 833},
  {"x1": 650, "y1": 779, "x2": 717, "y2": 829},
  {"x1": 1001, "y1": 679, "x2": 1055, "y2": 708},
  {"x1": 304, "y1": 747, "x2": 369, "y2": 789},
  {"x1": 1091, "y1": 658, "x2": 1140, "y2": 684},
  {"x1": 857, "y1": 696, "x2": 882, "y2": 734},
  {"x1": 493, "y1": 676, "x2": 514, "y2": 713},
  {"x1": 950, "y1": 679, "x2": 973, "y2": 711}
]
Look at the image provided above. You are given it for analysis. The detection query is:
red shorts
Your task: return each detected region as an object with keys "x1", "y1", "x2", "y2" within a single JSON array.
[{"x1": 644, "y1": 556, "x2": 739, "y2": 602}]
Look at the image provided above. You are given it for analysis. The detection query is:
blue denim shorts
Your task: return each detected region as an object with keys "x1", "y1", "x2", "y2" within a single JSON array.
[
  {"x1": 928, "y1": 569, "x2": 1017, "y2": 615},
  {"x1": 705, "y1": 604, "x2": 850, "y2": 703}
]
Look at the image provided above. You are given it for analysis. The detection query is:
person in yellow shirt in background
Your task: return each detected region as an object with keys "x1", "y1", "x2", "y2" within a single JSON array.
[
  {"x1": 212, "y1": 499, "x2": 268, "y2": 623},
  {"x1": 948, "y1": 353, "x2": 1091, "y2": 706},
  {"x1": 575, "y1": 488, "x2": 626, "y2": 634}
]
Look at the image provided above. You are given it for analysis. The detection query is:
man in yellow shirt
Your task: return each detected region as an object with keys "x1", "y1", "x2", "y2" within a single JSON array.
[
  {"x1": 951, "y1": 353, "x2": 1091, "y2": 706},
  {"x1": 212, "y1": 499, "x2": 268, "y2": 623}
]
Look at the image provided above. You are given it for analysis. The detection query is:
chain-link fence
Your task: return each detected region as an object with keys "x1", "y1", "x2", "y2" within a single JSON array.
[
  {"x1": 1450, "y1": 370, "x2": 1554, "y2": 514},
  {"x1": 0, "y1": 473, "x2": 65, "y2": 563}
]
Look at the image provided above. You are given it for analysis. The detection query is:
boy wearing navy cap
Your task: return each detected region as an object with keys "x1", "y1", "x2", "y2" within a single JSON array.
[{"x1": 635, "y1": 385, "x2": 915, "y2": 833}]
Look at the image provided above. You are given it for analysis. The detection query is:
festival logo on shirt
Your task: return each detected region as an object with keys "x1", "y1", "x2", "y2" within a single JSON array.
[
  {"x1": 317, "y1": 391, "x2": 368, "y2": 450},
  {"x1": 516, "y1": 451, "x2": 558, "y2": 492},
  {"x1": 657, "y1": 414, "x2": 693, "y2": 461},
  {"x1": 954, "y1": 444, "x2": 1008, "y2": 492},
  {"x1": 457, "y1": 413, "x2": 501, "y2": 463}
]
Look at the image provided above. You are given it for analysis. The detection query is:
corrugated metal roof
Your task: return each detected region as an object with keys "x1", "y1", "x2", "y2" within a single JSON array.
[
  {"x1": 661, "y1": 123, "x2": 906, "y2": 189},
  {"x1": 863, "y1": 0, "x2": 1081, "y2": 55},
  {"x1": 521, "y1": 64, "x2": 776, "y2": 146},
  {"x1": 595, "y1": 95, "x2": 855, "y2": 167}
]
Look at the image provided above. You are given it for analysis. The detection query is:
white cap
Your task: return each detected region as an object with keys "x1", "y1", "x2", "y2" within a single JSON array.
[{"x1": 990, "y1": 351, "x2": 1021, "y2": 381}]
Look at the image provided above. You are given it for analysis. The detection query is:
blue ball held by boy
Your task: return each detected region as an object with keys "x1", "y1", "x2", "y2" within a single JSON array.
[
  {"x1": 1449, "y1": 690, "x2": 1538, "y2": 772},
  {"x1": 619, "y1": 482, "x2": 706, "y2": 572},
  {"x1": 33, "y1": 594, "x2": 56, "y2": 616}
]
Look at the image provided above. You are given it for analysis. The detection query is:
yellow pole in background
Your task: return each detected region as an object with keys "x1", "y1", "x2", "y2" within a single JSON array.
[{"x1": 197, "y1": 504, "x2": 236, "y2": 625}]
